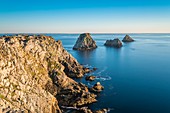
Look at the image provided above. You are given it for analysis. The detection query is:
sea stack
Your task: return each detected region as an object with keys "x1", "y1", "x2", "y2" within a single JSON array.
[
  {"x1": 73, "y1": 33, "x2": 97, "y2": 50},
  {"x1": 122, "y1": 35, "x2": 134, "y2": 42},
  {"x1": 104, "y1": 38, "x2": 122, "y2": 48}
]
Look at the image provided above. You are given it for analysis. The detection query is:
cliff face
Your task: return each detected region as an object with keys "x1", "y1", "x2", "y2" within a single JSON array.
[{"x1": 0, "y1": 35, "x2": 95, "y2": 113}]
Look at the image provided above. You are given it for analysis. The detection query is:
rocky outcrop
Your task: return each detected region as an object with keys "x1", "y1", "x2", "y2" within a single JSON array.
[
  {"x1": 57, "y1": 40, "x2": 90, "y2": 78},
  {"x1": 85, "y1": 75, "x2": 96, "y2": 81},
  {"x1": 73, "y1": 33, "x2": 97, "y2": 50},
  {"x1": 104, "y1": 38, "x2": 122, "y2": 48},
  {"x1": 94, "y1": 109, "x2": 109, "y2": 113},
  {"x1": 0, "y1": 35, "x2": 97, "y2": 113},
  {"x1": 90, "y1": 82, "x2": 104, "y2": 93},
  {"x1": 56, "y1": 82, "x2": 97, "y2": 107},
  {"x1": 122, "y1": 35, "x2": 134, "y2": 42}
]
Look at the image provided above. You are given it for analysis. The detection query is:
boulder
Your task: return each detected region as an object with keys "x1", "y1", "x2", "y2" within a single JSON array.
[
  {"x1": 104, "y1": 38, "x2": 122, "y2": 48},
  {"x1": 85, "y1": 75, "x2": 96, "y2": 81},
  {"x1": 90, "y1": 82, "x2": 104, "y2": 93},
  {"x1": 122, "y1": 35, "x2": 134, "y2": 42},
  {"x1": 73, "y1": 33, "x2": 97, "y2": 50}
]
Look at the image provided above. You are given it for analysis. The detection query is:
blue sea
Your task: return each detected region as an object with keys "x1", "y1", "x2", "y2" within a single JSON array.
[
  {"x1": 1, "y1": 33, "x2": 170, "y2": 113},
  {"x1": 52, "y1": 33, "x2": 170, "y2": 113}
]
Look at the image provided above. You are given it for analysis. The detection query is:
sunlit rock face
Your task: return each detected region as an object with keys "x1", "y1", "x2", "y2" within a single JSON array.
[{"x1": 0, "y1": 35, "x2": 96, "y2": 113}]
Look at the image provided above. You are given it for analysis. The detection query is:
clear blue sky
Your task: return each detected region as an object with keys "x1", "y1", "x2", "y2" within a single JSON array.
[{"x1": 0, "y1": 0, "x2": 170, "y2": 33}]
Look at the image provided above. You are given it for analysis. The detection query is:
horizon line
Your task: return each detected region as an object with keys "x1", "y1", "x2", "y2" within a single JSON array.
[{"x1": 0, "y1": 32, "x2": 170, "y2": 34}]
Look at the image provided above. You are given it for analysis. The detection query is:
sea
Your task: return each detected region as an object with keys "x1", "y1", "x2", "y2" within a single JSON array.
[{"x1": 1, "y1": 33, "x2": 170, "y2": 113}]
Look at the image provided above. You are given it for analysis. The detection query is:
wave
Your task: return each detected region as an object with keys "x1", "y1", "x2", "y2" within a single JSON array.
[
  {"x1": 96, "y1": 76, "x2": 112, "y2": 81},
  {"x1": 83, "y1": 65, "x2": 112, "y2": 81},
  {"x1": 83, "y1": 64, "x2": 93, "y2": 68},
  {"x1": 107, "y1": 108, "x2": 115, "y2": 112},
  {"x1": 96, "y1": 67, "x2": 107, "y2": 75}
]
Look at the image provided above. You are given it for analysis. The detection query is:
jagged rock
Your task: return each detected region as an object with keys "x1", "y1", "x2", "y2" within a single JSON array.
[
  {"x1": 73, "y1": 33, "x2": 97, "y2": 50},
  {"x1": 85, "y1": 75, "x2": 96, "y2": 81},
  {"x1": 90, "y1": 82, "x2": 104, "y2": 93},
  {"x1": 122, "y1": 35, "x2": 134, "y2": 42},
  {"x1": 94, "y1": 108, "x2": 109, "y2": 113},
  {"x1": 0, "y1": 35, "x2": 96, "y2": 113},
  {"x1": 71, "y1": 108, "x2": 109, "y2": 113},
  {"x1": 56, "y1": 82, "x2": 97, "y2": 107},
  {"x1": 83, "y1": 67, "x2": 91, "y2": 73},
  {"x1": 61, "y1": 106, "x2": 93, "y2": 113},
  {"x1": 104, "y1": 38, "x2": 122, "y2": 48}
]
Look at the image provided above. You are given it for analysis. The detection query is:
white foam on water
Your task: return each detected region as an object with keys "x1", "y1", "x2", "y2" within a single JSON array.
[
  {"x1": 83, "y1": 64, "x2": 93, "y2": 68},
  {"x1": 96, "y1": 76, "x2": 112, "y2": 81},
  {"x1": 107, "y1": 108, "x2": 114, "y2": 112},
  {"x1": 96, "y1": 67, "x2": 107, "y2": 75}
]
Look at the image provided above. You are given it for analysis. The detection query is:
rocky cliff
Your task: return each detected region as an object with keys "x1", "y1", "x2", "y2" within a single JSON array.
[
  {"x1": 0, "y1": 35, "x2": 97, "y2": 113},
  {"x1": 73, "y1": 33, "x2": 97, "y2": 50}
]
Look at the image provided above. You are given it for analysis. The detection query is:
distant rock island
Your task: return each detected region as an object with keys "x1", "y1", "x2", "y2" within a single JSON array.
[
  {"x1": 0, "y1": 35, "x2": 105, "y2": 113},
  {"x1": 73, "y1": 33, "x2": 97, "y2": 50},
  {"x1": 104, "y1": 38, "x2": 122, "y2": 48},
  {"x1": 122, "y1": 35, "x2": 134, "y2": 42}
]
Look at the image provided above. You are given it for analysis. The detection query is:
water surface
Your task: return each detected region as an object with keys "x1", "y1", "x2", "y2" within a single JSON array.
[{"x1": 52, "y1": 33, "x2": 170, "y2": 113}]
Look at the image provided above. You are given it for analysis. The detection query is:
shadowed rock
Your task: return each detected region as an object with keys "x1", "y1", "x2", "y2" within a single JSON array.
[
  {"x1": 73, "y1": 33, "x2": 97, "y2": 50},
  {"x1": 104, "y1": 38, "x2": 122, "y2": 48},
  {"x1": 122, "y1": 35, "x2": 134, "y2": 42}
]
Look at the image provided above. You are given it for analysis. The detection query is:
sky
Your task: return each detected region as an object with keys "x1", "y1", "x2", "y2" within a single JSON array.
[{"x1": 0, "y1": 0, "x2": 170, "y2": 33}]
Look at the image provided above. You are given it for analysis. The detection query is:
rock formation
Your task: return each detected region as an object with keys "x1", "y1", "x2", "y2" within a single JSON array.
[
  {"x1": 85, "y1": 75, "x2": 96, "y2": 81},
  {"x1": 90, "y1": 82, "x2": 104, "y2": 93},
  {"x1": 94, "y1": 108, "x2": 109, "y2": 113},
  {"x1": 122, "y1": 35, "x2": 134, "y2": 42},
  {"x1": 0, "y1": 35, "x2": 102, "y2": 113},
  {"x1": 73, "y1": 33, "x2": 97, "y2": 50},
  {"x1": 104, "y1": 38, "x2": 122, "y2": 48}
]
